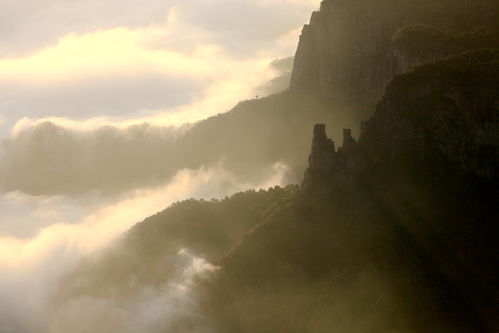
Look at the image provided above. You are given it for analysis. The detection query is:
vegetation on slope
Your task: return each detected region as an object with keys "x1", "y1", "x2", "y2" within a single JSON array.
[
  {"x1": 52, "y1": 3, "x2": 499, "y2": 333},
  {"x1": 54, "y1": 185, "x2": 298, "y2": 302},
  {"x1": 198, "y1": 49, "x2": 499, "y2": 333}
]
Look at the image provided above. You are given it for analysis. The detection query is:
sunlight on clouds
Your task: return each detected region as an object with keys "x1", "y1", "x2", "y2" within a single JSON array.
[
  {"x1": 0, "y1": 1, "x2": 317, "y2": 331},
  {"x1": 7, "y1": 63, "x2": 269, "y2": 135},
  {"x1": 0, "y1": 27, "x2": 215, "y2": 83},
  {"x1": 0, "y1": 163, "x2": 288, "y2": 332},
  {"x1": 0, "y1": 0, "x2": 320, "y2": 138},
  {"x1": 1, "y1": 13, "x2": 277, "y2": 132},
  {"x1": 0, "y1": 163, "x2": 288, "y2": 272},
  {"x1": 0, "y1": 6, "x2": 275, "y2": 86},
  {"x1": 8, "y1": 55, "x2": 275, "y2": 135},
  {"x1": 0, "y1": 163, "x2": 289, "y2": 332}
]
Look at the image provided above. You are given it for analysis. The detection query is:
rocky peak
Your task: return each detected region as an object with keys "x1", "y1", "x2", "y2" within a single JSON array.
[
  {"x1": 309, "y1": 124, "x2": 336, "y2": 170},
  {"x1": 319, "y1": 0, "x2": 335, "y2": 12},
  {"x1": 341, "y1": 128, "x2": 355, "y2": 153},
  {"x1": 302, "y1": 124, "x2": 358, "y2": 192}
]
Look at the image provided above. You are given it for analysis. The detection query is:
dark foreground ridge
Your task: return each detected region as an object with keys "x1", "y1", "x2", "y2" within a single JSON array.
[
  {"x1": 49, "y1": 1, "x2": 499, "y2": 330},
  {"x1": 200, "y1": 50, "x2": 499, "y2": 333},
  {"x1": 54, "y1": 50, "x2": 499, "y2": 333}
]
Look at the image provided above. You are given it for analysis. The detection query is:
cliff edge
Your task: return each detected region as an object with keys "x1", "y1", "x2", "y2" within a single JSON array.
[
  {"x1": 201, "y1": 49, "x2": 499, "y2": 333},
  {"x1": 290, "y1": 0, "x2": 499, "y2": 117}
]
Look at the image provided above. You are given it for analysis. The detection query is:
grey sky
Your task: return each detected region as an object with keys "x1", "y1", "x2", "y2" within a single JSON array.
[
  {"x1": 0, "y1": 0, "x2": 319, "y2": 138},
  {"x1": 0, "y1": 2, "x2": 319, "y2": 330}
]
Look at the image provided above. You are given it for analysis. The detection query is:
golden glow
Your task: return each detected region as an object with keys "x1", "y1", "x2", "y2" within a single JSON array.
[
  {"x1": 0, "y1": 164, "x2": 287, "y2": 271},
  {"x1": 0, "y1": 27, "x2": 220, "y2": 83},
  {"x1": 2, "y1": 15, "x2": 278, "y2": 133}
]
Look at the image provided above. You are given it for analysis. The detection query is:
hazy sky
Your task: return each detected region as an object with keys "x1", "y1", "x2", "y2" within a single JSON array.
[
  {"x1": 0, "y1": 0, "x2": 321, "y2": 231},
  {"x1": 0, "y1": 0, "x2": 320, "y2": 262},
  {"x1": 0, "y1": 0, "x2": 320, "y2": 199},
  {"x1": 0, "y1": 2, "x2": 320, "y2": 331},
  {"x1": 0, "y1": 0, "x2": 321, "y2": 251},
  {"x1": 0, "y1": 0, "x2": 320, "y2": 136}
]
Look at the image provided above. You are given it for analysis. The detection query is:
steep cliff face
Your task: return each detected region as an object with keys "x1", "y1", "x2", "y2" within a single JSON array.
[
  {"x1": 290, "y1": 0, "x2": 499, "y2": 117},
  {"x1": 357, "y1": 49, "x2": 499, "y2": 331},
  {"x1": 360, "y1": 49, "x2": 499, "y2": 179},
  {"x1": 290, "y1": 0, "x2": 404, "y2": 109},
  {"x1": 200, "y1": 49, "x2": 499, "y2": 333}
]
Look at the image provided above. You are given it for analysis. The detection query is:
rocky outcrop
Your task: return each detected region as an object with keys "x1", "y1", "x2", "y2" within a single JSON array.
[
  {"x1": 301, "y1": 123, "x2": 358, "y2": 193},
  {"x1": 302, "y1": 49, "x2": 499, "y2": 185},
  {"x1": 307, "y1": 124, "x2": 335, "y2": 171}
]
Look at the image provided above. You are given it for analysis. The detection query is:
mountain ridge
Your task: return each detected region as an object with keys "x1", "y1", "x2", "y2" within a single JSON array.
[
  {"x1": 200, "y1": 49, "x2": 498, "y2": 332},
  {"x1": 49, "y1": 2, "x2": 499, "y2": 332}
]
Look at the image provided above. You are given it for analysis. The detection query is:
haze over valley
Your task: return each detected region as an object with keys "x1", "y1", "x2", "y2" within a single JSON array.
[{"x1": 0, "y1": 0, "x2": 497, "y2": 332}]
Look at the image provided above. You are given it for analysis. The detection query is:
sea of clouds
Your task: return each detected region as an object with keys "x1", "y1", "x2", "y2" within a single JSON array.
[{"x1": 0, "y1": 0, "x2": 320, "y2": 331}]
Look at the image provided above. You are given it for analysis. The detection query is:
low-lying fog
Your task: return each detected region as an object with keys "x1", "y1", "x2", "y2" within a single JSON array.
[{"x1": 0, "y1": 162, "x2": 288, "y2": 332}]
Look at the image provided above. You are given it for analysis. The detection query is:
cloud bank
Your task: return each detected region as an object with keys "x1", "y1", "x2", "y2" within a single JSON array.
[
  {"x1": 0, "y1": 163, "x2": 288, "y2": 332},
  {"x1": 0, "y1": 122, "x2": 187, "y2": 195},
  {"x1": 0, "y1": 1, "x2": 319, "y2": 331},
  {"x1": 0, "y1": 0, "x2": 319, "y2": 56},
  {"x1": 0, "y1": 0, "x2": 320, "y2": 137}
]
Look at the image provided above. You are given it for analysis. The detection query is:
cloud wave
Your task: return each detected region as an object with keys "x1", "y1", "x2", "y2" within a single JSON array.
[{"x1": 0, "y1": 162, "x2": 288, "y2": 332}]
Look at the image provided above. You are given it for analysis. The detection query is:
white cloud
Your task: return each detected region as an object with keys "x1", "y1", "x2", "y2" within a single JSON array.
[
  {"x1": 0, "y1": 21, "x2": 274, "y2": 127},
  {"x1": 0, "y1": 0, "x2": 320, "y2": 56},
  {"x1": 48, "y1": 250, "x2": 217, "y2": 333},
  {"x1": 0, "y1": 0, "x2": 321, "y2": 137},
  {"x1": 0, "y1": 162, "x2": 288, "y2": 332},
  {"x1": 0, "y1": 1, "x2": 318, "y2": 330},
  {"x1": 0, "y1": 163, "x2": 287, "y2": 268}
]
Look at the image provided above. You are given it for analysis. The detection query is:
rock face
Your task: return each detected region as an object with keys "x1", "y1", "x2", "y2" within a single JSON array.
[
  {"x1": 201, "y1": 50, "x2": 498, "y2": 330},
  {"x1": 289, "y1": 0, "x2": 499, "y2": 116},
  {"x1": 308, "y1": 124, "x2": 335, "y2": 170},
  {"x1": 301, "y1": 50, "x2": 499, "y2": 191},
  {"x1": 290, "y1": 0, "x2": 409, "y2": 111},
  {"x1": 360, "y1": 49, "x2": 499, "y2": 180},
  {"x1": 301, "y1": 50, "x2": 499, "y2": 330},
  {"x1": 302, "y1": 123, "x2": 357, "y2": 192}
]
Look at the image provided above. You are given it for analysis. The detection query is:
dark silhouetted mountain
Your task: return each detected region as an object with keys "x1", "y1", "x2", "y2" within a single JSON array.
[
  {"x1": 199, "y1": 49, "x2": 499, "y2": 333},
  {"x1": 55, "y1": 49, "x2": 498, "y2": 333},
  {"x1": 291, "y1": 0, "x2": 499, "y2": 118},
  {"x1": 51, "y1": 2, "x2": 498, "y2": 332}
]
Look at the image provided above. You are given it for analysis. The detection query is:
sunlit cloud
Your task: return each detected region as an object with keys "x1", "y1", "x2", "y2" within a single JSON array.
[
  {"x1": 0, "y1": 0, "x2": 319, "y2": 331},
  {"x1": 0, "y1": 163, "x2": 288, "y2": 271},
  {"x1": 0, "y1": 18, "x2": 277, "y2": 132},
  {"x1": 0, "y1": 25, "x2": 216, "y2": 83},
  {"x1": 0, "y1": 0, "x2": 321, "y2": 135},
  {"x1": 0, "y1": 162, "x2": 288, "y2": 331},
  {"x1": 0, "y1": 0, "x2": 320, "y2": 56},
  {"x1": 48, "y1": 250, "x2": 217, "y2": 333}
]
